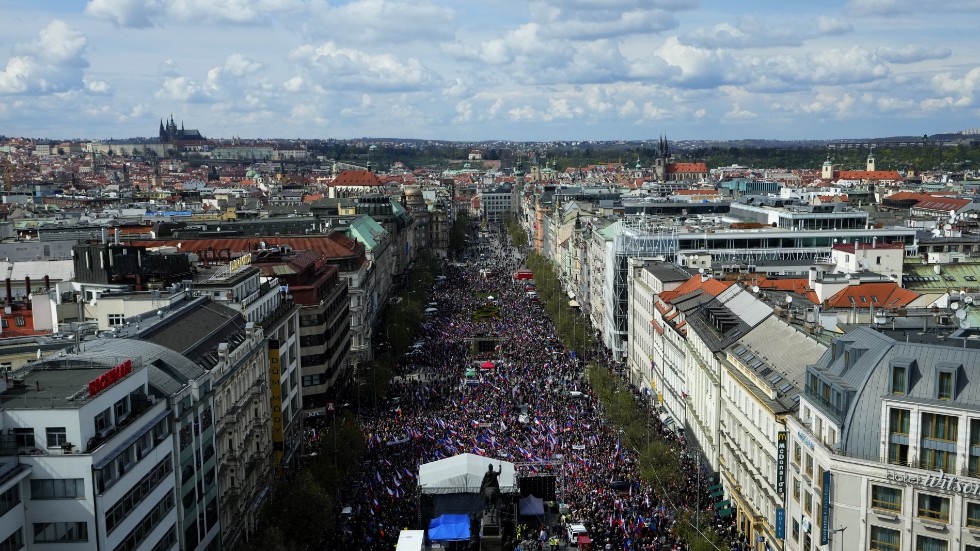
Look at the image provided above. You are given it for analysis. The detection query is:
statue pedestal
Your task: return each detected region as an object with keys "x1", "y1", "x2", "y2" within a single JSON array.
[{"x1": 481, "y1": 513, "x2": 502, "y2": 551}]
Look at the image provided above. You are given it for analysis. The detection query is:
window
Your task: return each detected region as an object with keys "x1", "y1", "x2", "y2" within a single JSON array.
[
  {"x1": 793, "y1": 478, "x2": 801, "y2": 502},
  {"x1": 890, "y1": 408, "x2": 910, "y2": 435},
  {"x1": 0, "y1": 486, "x2": 20, "y2": 517},
  {"x1": 804, "y1": 490, "x2": 813, "y2": 515},
  {"x1": 891, "y1": 365, "x2": 908, "y2": 394},
  {"x1": 870, "y1": 525, "x2": 900, "y2": 551},
  {"x1": 871, "y1": 485, "x2": 902, "y2": 512},
  {"x1": 793, "y1": 441, "x2": 801, "y2": 465},
  {"x1": 107, "y1": 314, "x2": 125, "y2": 326},
  {"x1": 95, "y1": 408, "x2": 112, "y2": 433},
  {"x1": 13, "y1": 428, "x2": 34, "y2": 448},
  {"x1": 920, "y1": 447, "x2": 956, "y2": 472},
  {"x1": 791, "y1": 518, "x2": 799, "y2": 542},
  {"x1": 0, "y1": 529, "x2": 23, "y2": 551},
  {"x1": 45, "y1": 427, "x2": 67, "y2": 448},
  {"x1": 915, "y1": 535, "x2": 948, "y2": 551},
  {"x1": 113, "y1": 491, "x2": 175, "y2": 551},
  {"x1": 33, "y1": 522, "x2": 88, "y2": 543},
  {"x1": 971, "y1": 419, "x2": 980, "y2": 477},
  {"x1": 917, "y1": 493, "x2": 950, "y2": 523},
  {"x1": 14, "y1": 317, "x2": 24, "y2": 327},
  {"x1": 967, "y1": 502, "x2": 980, "y2": 529},
  {"x1": 114, "y1": 397, "x2": 130, "y2": 421},
  {"x1": 105, "y1": 458, "x2": 172, "y2": 534},
  {"x1": 805, "y1": 453, "x2": 814, "y2": 478},
  {"x1": 936, "y1": 370, "x2": 955, "y2": 400},
  {"x1": 31, "y1": 479, "x2": 84, "y2": 499},
  {"x1": 922, "y1": 413, "x2": 957, "y2": 441}
]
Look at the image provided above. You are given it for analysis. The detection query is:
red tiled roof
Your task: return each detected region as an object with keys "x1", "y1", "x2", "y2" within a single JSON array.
[
  {"x1": 659, "y1": 276, "x2": 733, "y2": 303},
  {"x1": 752, "y1": 277, "x2": 819, "y2": 304},
  {"x1": 913, "y1": 198, "x2": 971, "y2": 211},
  {"x1": 666, "y1": 162, "x2": 708, "y2": 174},
  {"x1": 825, "y1": 282, "x2": 919, "y2": 309},
  {"x1": 885, "y1": 191, "x2": 935, "y2": 202},
  {"x1": 128, "y1": 234, "x2": 365, "y2": 261},
  {"x1": 330, "y1": 170, "x2": 383, "y2": 187},
  {"x1": 836, "y1": 170, "x2": 903, "y2": 180}
]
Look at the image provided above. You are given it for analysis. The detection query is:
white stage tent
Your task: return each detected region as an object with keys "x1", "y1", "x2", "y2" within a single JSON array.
[{"x1": 418, "y1": 453, "x2": 517, "y2": 495}]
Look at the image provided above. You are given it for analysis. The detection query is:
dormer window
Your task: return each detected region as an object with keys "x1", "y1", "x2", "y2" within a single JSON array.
[
  {"x1": 935, "y1": 362, "x2": 961, "y2": 401},
  {"x1": 890, "y1": 358, "x2": 915, "y2": 395}
]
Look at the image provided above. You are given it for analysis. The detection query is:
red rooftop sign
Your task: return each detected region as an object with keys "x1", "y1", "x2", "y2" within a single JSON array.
[{"x1": 88, "y1": 360, "x2": 133, "y2": 397}]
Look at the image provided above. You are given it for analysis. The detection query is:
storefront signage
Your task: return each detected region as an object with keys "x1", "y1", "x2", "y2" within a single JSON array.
[
  {"x1": 88, "y1": 360, "x2": 132, "y2": 397},
  {"x1": 886, "y1": 468, "x2": 980, "y2": 497},
  {"x1": 268, "y1": 340, "x2": 284, "y2": 470},
  {"x1": 776, "y1": 431, "x2": 788, "y2": 496},
  {"x1": 820, "y1": 471, "x2": 831, "y2": 545},
  {"x1": 797, "y1": 430, "x2": 815, "y2": 450},
  {"x1": 775, "y1": 508, "x2": 785, "y2": 539},
  {"x1": 229, "y1": 253, "x2": 252, "y2": 272}
]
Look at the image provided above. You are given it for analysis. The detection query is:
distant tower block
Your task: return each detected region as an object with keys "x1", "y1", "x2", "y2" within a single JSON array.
[
  {"x1": 822, "y1": 158, "x2": 834, "y2": 180},
  {"x1": 867, "y1": 153, "x2": 876, "y2": 172}
]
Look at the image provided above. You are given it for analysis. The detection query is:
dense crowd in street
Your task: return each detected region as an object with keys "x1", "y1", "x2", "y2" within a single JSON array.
[{"x1": 330, "y1": 226, "x2": 746, "y2": 550}]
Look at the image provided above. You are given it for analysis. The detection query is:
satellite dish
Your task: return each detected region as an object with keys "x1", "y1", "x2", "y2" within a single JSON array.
[
  {"x1": 752, "y1": 285, "x2": 760, "y2": 294},
  {"x1": 951, "y1": 302, "x2": 959, "y2": 310},
  {"x1": 966, "y1": 296, "x2": 974, "y2": 305},
  {"x1": 785, "y1": 296, "x2": 793, "y2": 304},
  {"x1": 957, "y1": 309, "x2": 967, "y2": 320},
  {"x1": 963, "y1": 319, "x2": 972, "y2": 330},
  {"x1": 698, "y1": 268, "x2": 705, "y2": 274}
]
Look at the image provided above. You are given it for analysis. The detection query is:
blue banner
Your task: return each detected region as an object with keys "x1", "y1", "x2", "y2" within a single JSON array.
[
  {"x1": 820, "y1": 471, "x2": 832, "y2": 545},
  {"x1": 775, "y1": 508, "x2": 785, "y2": 539}
]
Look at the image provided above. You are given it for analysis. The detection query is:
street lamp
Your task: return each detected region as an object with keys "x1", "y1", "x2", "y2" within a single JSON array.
[{"x1": 829, "y1": 526, "x2": 847, "y2": 551}]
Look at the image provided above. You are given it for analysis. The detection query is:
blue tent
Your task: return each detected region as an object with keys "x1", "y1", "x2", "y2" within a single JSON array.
[{"x1": 428, "y1": 514, "x2": 471, "y2": 541}]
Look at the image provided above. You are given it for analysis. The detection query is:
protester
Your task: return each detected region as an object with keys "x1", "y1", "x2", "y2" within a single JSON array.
[{"x1": 328, "y1": 224, "x2": 736, "y2": 550}]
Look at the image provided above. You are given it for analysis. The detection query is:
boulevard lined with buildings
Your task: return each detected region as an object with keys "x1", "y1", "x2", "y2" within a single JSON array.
[{"x1": 1, "y1": 130, "x2": 980, "y2": 550}]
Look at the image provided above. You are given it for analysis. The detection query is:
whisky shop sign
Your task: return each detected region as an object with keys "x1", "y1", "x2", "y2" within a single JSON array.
[{"x1": 886, "y1": 469, "x2": 980, "y2": 497}]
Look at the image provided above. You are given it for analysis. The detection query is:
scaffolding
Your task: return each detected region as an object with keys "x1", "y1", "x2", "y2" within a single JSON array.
[{"x1": 604, "y1": 217, "x2": 679, "y2": 357}]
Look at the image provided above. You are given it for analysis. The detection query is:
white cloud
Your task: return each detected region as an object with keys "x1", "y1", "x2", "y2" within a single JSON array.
[
  {"x1": 283, "y1": 76, "x2": 305, "y2": 92},
  {"x1": 931, "y1": 67, "x2": 980, "y2": 106},
  {"x1": 155, "y1": 76, "x2": 210, "y2": 102},
  {"x1": 308, "y1": 0, "x2": 456, "y2": 44},
  {"x1": 85, "y1": 0, "x2": 305, "y2": 27},
  {"x1": 84, "y1": 78, "x2": 111, "y2": 94},
  {"x1": 846, "y1": 0, "x2": 980, "y2": 15},
  {"x1": 721, "y1": 104, "x2": 757, "y2": 122},
  {"x1": 291, "y1": 41, "x2": 441, "y2": 91},
  {"x1": 0, "y1": 21, "x2": 90, "y2": 95},
  {"x1": 816, "y1": 16, "x2": 853, "y2": 35},
  {"x1": 454, "y1": 100, "x2": 472, "y2": 123},
  {"x1": 876, "y1": 45, "x2": 952, "y2": 64}
]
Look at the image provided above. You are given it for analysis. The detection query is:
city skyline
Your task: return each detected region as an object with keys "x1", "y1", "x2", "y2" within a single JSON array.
[{"x1": 0, "y1": 0, "x2": 979, "y2": 142}]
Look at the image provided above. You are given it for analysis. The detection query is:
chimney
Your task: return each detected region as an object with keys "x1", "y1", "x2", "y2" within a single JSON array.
[
  {"x1": 4, "y1": 279, "x2": 10, "y2": 304},
  {"x1": 24, "y1": 276, "x2": 30, "y2": 297},
  {"x1": 809, "y1": 266, "x2": 817, "y2": 287},
  {"x1": 43, "y1": 275, "x2": 50, "y2": 290},
  {"x1": 114, "y1": 228, "x2": 120, "y2": 245}
]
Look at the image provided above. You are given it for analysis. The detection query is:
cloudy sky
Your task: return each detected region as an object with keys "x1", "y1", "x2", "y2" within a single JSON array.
[{"x1": 1, "y1": 0, "x2": 978, "y2": 141}]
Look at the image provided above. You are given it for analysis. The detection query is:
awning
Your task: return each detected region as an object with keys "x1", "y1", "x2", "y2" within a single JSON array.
[{"x1": 569, "y1": 300, "x2": 580, "y2": 308}]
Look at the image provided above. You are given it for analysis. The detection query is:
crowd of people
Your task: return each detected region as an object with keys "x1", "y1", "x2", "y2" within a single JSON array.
[{"x1": 330, "y1": 225, "x2": 742, "y2": 550}]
